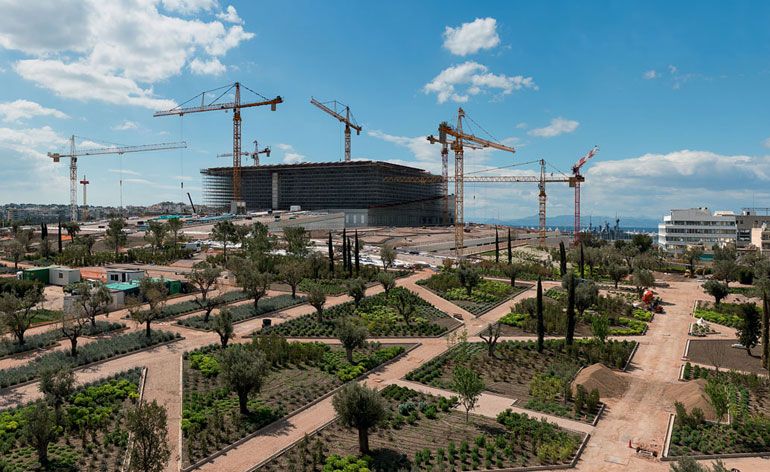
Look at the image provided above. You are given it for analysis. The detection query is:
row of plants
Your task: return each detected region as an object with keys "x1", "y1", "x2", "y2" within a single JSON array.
[
  {"x1": 693, "y1": 305, "x2": 743, "y2": 329},
  {"x1": 608, "y1": 317, "x2": 647, "y2": 336},
  {"x1": 0, "y1": 330, "x2": 180, "y2": 389},
  {"x1": 0, "y1": 321, "x2": 124, "y2": 358},
  {"x1": 417, "y1": 270, "x2": 522, "y2": 316},
  {"x1": 261, "y1": 288, "x2": 456, "y2": 338},
  {"x1": 131, "y1": 290, "x2": 250, "y2": 322},
  {"x1": 178, "y1": 294, "x2": 305, "y2": 330}
]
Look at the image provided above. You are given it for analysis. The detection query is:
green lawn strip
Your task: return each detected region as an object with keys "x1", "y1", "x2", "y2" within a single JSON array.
[
  {"x1": 0, "y1": 330, "x2": 180, "y2": 389},
  {"x1": 177, "y1": 294, "x2": 306, "y2": 330},
  {"x1": 0, "y1": 321, "x2": 125, "y2": 359},
  {"x1": 181, "y1": 341, "x2": 409, "y2": 467},
  {"x1": 406, "y1": 339, "x2": 635, "y2": 423},
  {"x1": 258, "y1": 288, "x2": 458, "y2": 337},
  {"x1": 258, "y1": 384, "x2": 584, "y2": 471},
  {"x1": 0, "y1": 368, "x2": 142, "y2": 472}
]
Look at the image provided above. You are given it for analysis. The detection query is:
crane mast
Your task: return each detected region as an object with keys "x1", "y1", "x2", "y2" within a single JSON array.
[
  {"x1": 570, "y1": 146, "x2": 599, "y2": 243},
  {"x1": 79, "y1": 175, "x2": 90, "y2": 221},
  {"x1": 217, "y1": 140, "x2": 271, "y2": 166},
  {"x1": 310, "y1": 98, "x2": 362, "y2": 162}
]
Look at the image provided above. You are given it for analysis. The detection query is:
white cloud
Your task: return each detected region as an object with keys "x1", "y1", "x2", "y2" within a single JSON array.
[
  {"x1": 0, "y1": 0, "x2": 254, "y2": 110},
  {"x1": 528, "y1": 117, "x2": 579, "y2": 138},
  {"x1": 190, "y1": 57, "x2": 226, "y2": 75},
  {"x1": 424, "y1": 61, "x2": 537, "y2": 103},
  {"x1": 276, "y1": 143, "x2": 305, "y2": 164},
  {"x1": 0, "y1": 99, "x2": 68, "y2": 122},
  {"x1": 108, "y1": 168, "x2": 141, "y2": 176},
  {"x1": 216, "y1": 5, "x2": 243, "y2": 24},
  {"x1": 443, "y1": 17, "x2": 500, "y2": 56},
  {"x1": 0, "y1": 125, "x2": 69, "y2": 201},
  {"x1": 668, "y1": 65, "x2": 678, "y2": 74},
  {"x1": 643, "y1": 70, "x2": 658, "y2": 79},
  {"x1": 112, "y1": 120, "x2": 139, "y2": 131},
  {"x1": 122, "y1": 178, "x2": 153, "y2": 185},
  {"x1": 515, "y1": 122, "x2": 527, "y2": 129},
  {"x1": 763, "y1": 138, "x2": 770, "y2": 149}
]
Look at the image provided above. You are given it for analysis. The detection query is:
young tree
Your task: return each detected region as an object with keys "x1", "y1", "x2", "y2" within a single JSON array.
[
  {"x1": 211, "y1": 220, "x2": 238, "y2": 266},
  {"x1": 458, "y1": 264, "x2": 481, "y2": 296},
  {"x1": 565, "y1": 274, "x2": 576, "y2": 346},
  {"x1": 242, "y1": 222, "x2": 274, "y2": 257},
  {"x1": 703, "y1": 280, "x2": 729, "y2": 307},
  {"x1": 452, "y1": 365, "x2": 484, "y2": 423},
  {"x1": 284, "y1": 226, "x2": 311, "y2": 257},
  {"x1": 189, "y1": 262, "x2": 221, "y2": 323},
  {"x1": 131, "y1": 278, "x2": 169, "y2": 338},
  {"x1": 279, "y1": 259, "x2": 306, "y2": 299},
  {"x1": 607, "y1": 263, "x2": 629, "y2": 289},
  {"x1": 345, "y1": 278, "x2": 366, "y2": 307},
  {"x1": 126, "y1": 400, "x2": 171, "y2": 472},
  {"x1": 632, "y1": 233, "x2": 653, "y2": 253},
  {"x1": 57, "y1": 220, "x2": 63, "y2": 253},
  {"x1": 392, "y1": 289, "x2": 417, "y2": 326},
  {"x1": 328, "y1": 232, "x2": 334, "y2": 274},
  {"x1": 633, "y1": 268, "x2": 655, "y2": 295},
  {"x1": 559, "y1": 241, "x2": 567, "y2": 277},
  {"x1": 307, "y1": 285, "x2": 327, "y2": 323},
  {"x1": 8, "y1": 239, "x2": 24, "y2": 269},
  {"x1": 213, "y1": 308, "x2": 234, "y2": 348},
  {"x1": 704, "y1": 379, "x2": 729, "y2": 423},
  {"x1": 575, "y1": 280, "x2": 599, "y2": 318},
  {"x1": 336, "y1": 317, "x2": 368, "y2": 362},
  {"x1": 507, "y1": 228, "x2": 512, "y2": 264},
  {"x1": 683, "y1": 246, "x2": 704, "y2": 276},
  {"x1": 0, "y1": 287, "x2": 44, "y2": 345},
  {"x1": 60, "y1": 306, "x2": 89, "y2": 356},
  {"x1": 494, "y1": 226, "x2": 500, "y2": 263},
  {"x1": 167, "y1": 217, "x2": 183, "y2": 248},
  {"x1": 144, "y1": 220, "x2": 169, "y2": 254},
  {"x1": 479, "y1": 322, "x2": 502, "y2": 358},
  {"x1": 105, "y1": 217, "x2": 127, "y2": 256},
  {"x1": 536, "y1": 277, "x2": 545, "y2": 353},
  {"x1": 220, "y1": 345, "x2": 268, "y2": 415},
  {"x1": 380, "y1": 244, "x2": 396, "y2": 271},
  {"x1": 25, "y1": 402, "x2": 58, "y2": 468},
  {"x1": 354, "y1": 230, "x2": 360, "y2": 274},
  {"x1": 73, "y1": 281, "x2": 112, "y2": 328},
  {"x1": 332, "y1": 383, "x2": 386, "y2": 455},
  {"x1": 232, "y1": 258, "x2": 272, "y2": 310},
  {"x1": 39, "y1": 364, "x2": 75, "y2": 424},
  {"x1": 712, "y1": 259, "x2": 738, "y2": 287},
  {"x1": 737, "y1": 303, "x2": 761, "y2": 356},
  {"x1": 377, "y1": 271, "x2": 396, "y2": 298},
  {"x1": 503, "y1": 262, "x2": 523, "y2": 288},
  {"x1": 591, "y1": 314, "x2": 610, "y2": 344}
]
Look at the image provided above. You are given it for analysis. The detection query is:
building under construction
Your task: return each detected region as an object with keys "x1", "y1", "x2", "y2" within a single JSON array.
[{"x1": 201, "y1": 161, "x2": 451, "y2": 227}]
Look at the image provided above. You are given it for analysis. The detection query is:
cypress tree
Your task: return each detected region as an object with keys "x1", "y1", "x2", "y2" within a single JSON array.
[
  {"x1": 494, "y1": 227, "x2": 500, "y2": 264},
  {"x1": 347, "y1": 236, "x2": 353, "y2": 277},
  {"x1": 566, "y1": 274, "x2": 576, "y2": 346},
  {"x1": 579, "y1": 243, "x2": 585, "y2": 279},
  {"x1": 763, "y1": 293, "x2": 770, "y2": 371},
  {"x1": 354, "y1": 230, "x2": 360, "y2": 275},
  {"x1": 536, "y1": 277, "x2": 544, "y2": 353},
  {"x1": 341, "y1": 228, "x2": 348, "y2": 271},
  {"x1": 559, "y1": 241, "x2": 567, "y2": 277},
  {"x1": 57, "y1": 220, "x2": 62, "y2": 253},
  {"x1": 507, "y1": 228, "x2": 512, "y2": 264},
  {"x1": 328, "y1": 232, "x2": 334, "y2": 274}
]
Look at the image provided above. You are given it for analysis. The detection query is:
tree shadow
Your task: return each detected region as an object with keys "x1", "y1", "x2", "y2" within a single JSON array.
[{"x1": 369, "y1": 448, "x2": 411, "y2": 472}]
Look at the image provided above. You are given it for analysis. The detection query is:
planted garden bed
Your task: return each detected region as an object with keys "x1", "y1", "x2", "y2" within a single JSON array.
[
  {"x1": 130, "y1": 290, "x2": 251, "y2": 322},
  {"x1": 0, "y1": 368, "x2": 142, "y2": 472},
  {"x1": 297, "y1": 270, "x2": 412, "y2": 296},
  {"x1": 406, "y1": 339, "x2": 636, "y2": 423},
  {"x1": 258, "y1": 288, "x2": 460, "y2": 338},
  {"x1": 181, "y1": 339, "x2": 411, "y2": 467},
  {"x1": 669, "y1": 366, "x2": 770, "y2": 457},
  {"x1": 417, "y1": 272, "x2": 525, "y2": 316},
  {"x1": 178, "y1": 294, "x2": 306, "y2": 330},
  {"x1": 686, "y1": 339, "x2": 766, "y2": 374},
  {"x1": 0, "y1": 320, "x2": 125, "y2": 359},
  {"x1": 258, "y1": 384, "x2": 585, "y2": 471},
  {"x1": 693, "y1": 301, "x2": 745, "y2": 328},
  {"x1": 0, "y1": 330, "x2": 180, "y2": 389}
]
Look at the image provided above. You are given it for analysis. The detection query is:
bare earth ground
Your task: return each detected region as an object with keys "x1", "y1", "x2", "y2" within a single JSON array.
[{"x1": 1, "y1": 271, "x2": 769, "y2": 472}]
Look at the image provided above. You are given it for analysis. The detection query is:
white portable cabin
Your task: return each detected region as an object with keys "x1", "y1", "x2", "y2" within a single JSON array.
[
  {"x1": 49, "y1": 267, "x2": 81, "y2": 286},
  {"x1": 106, "y1": 269, "x2": 145, "y2": 283}
]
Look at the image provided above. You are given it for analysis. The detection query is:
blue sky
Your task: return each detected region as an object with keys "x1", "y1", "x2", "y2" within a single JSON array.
[{"x1": 2, "y1": 0, "x2": 770, "y2": 222}]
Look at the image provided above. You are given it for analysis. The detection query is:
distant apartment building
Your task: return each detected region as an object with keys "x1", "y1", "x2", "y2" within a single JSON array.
[
  {"x1": 736, "y1": 208, "x2": 770, "y2": 248},
  {"x1": 750, "y1": 225, "x2": 770, "y2": 253},
  {"x1": 658, "y1": 208, "x2": 737, "y2": 253}
]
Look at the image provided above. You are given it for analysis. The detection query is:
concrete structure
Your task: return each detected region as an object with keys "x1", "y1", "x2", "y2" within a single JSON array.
[
  {"x1": 201, "y1": 161, "x2": 450, "y2": 227},
  {"x1": 736, "y1": 208, "x2": 770, "y2": 248},
  {"x1": 48, "y1": 267, "x2": 80, "y2": 286},
  {"x1": 106, "y1": 268, "x2": 145, "y2": 283},
  {"x1": 750, "y1": 225, "x2": 770, "y2": 253},
  {"x1": 658, "y1": 208, "x2": 737, "y2": 253}
]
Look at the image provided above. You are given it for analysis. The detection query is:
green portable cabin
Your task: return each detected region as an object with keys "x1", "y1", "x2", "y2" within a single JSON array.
[
  {"x1": 22, "y1": 267, "x2": 50, "y2": 284},
  {"x1": 167, "y1": 279, "x2": 182, "y2": 295},
  {"x1": 105, "y1": 282, "x2": 141, "y2": 298}
]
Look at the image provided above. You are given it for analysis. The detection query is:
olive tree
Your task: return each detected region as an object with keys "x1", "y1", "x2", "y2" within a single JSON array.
[
  {"x1": 307, "y1": 285, "x2": 327, "y2": 323},
  {"x1": 331, "y1": 383, "x2": 386, "y2": 455},
  {"x1": 189, "y1": 262, "x2": 221, "y2": 323},
  {"x1": 345, "y1": 278, "x2": 366, "y2": 307},
  {"x1": 60, "y1": 306, "x2": 89, "y2": 356},
  {"x1": 220, "y1": 345, "x2": 268, "y2": 415},
  {"x1": 0, "y1": 287, "x2": 44, "y2": 346},
  {"x1": 129, "y1": 278, "x2": 169, "y2": 338},
  {"x1": 232, "y1": 258, "x2": 272, "y2": 310},
  {"x1": 336, "y1": 317, "x2": 368, "y2": 363},
  {"x1": 377, "y1": 271, "x2": 396, "y2": 298},
  {"x1": 479, "y1": 322, "x2": 502, "y2": 358},
  {"x1": 72, "y1": 281, "x2": 112, "y2": 328},
  {"x1": 380, "y1": 244, "x2": 396, "y2": 271},
  {"x1": 127, "y1": 400, "x2": 171, "y2": 472},
  {"x1": 105, "y1": 218, "x2": 127, "y2": 256},
  {"x1": 737, "y1": 303, "x2": 761, "y2": 357},
  {"x1": 703, "y1": 280, "x2": 729, "y2": 307},
  {"x1": 39, "y1": 364, "x2": 75, "y2": 424},
  {"x1": 392, "y1": 289, "x2": 417, "y2": 326},
  {"x1": 25, "y1": 402, "x2": 58, "y2": 468},
  {"x1": 279, "y1": 259, "x2": 306, "y2": 299},
  {"x1": 458, "y1": 264, "x2": 481, "y2": 296},
  {"x1": 575, "y1": 280, "x2": 599, "y2": 318},
  {"x1": 213, "y1": 308, "x2": 234, "y2": 348},
  {"x1": 211, "y1": 220, "x2": 238, "y2": 266},
  {"x1": 284, "y1": 226, "x2": 311, "y2": 257}
]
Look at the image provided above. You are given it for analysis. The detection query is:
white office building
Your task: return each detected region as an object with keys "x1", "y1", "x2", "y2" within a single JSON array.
[{"x1": 658, "y1": 208, "x2": 737, "y2": 253}]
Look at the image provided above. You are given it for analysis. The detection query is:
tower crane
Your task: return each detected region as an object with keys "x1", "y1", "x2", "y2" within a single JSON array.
[
  {"x1": 154, "y1": 82, "x2": 282, "y2": 213},
  {"x1": 570, "y1": 146, "x2": 599, "y2": 243},
  {"x1": 48, "y1": 136, "x2": 187, "y2": 222},
  {"x1": 427, "y1": 108, "x2": 515, "y2": 258},
  {"x1": 79, "y1": 175, "x2": 90, "y2": 221},
  {"x1": 217, "y1": 140, "x2": 271, "y2": 166},
  {"x1": 310, "y1": 98, "x2": 361, "y2": 162}
]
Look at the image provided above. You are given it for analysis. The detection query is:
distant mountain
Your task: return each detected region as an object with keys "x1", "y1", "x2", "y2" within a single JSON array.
[{"x1": 474, "y1": 214, "x2": 660, "y2": 229}]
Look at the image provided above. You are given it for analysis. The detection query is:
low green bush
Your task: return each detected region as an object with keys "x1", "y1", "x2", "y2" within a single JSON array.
[
  {"x1": 0, "y1": 321, "x2": 123, "y2": 358},
  {"x1": 178, "y1": 295, "x2": 305, "y2": 330}
]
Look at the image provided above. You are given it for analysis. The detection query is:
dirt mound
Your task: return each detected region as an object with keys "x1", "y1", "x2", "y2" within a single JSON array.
[
  {"x1": 663, "y1": 378, "x2": 716, "y2": 421},
  {"x1": 572, "y1": 363, "x2": 629, "y2": 398}
]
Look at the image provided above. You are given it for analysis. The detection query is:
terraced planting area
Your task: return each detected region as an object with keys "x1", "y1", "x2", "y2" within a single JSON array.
[
  {"x1": 182, "y1": 338, "x2": 411, "y2": 467},
  {"x1": 178, "y1": 294, "x2": 305, "y2": 330},
  {"x1": 258, "y1": 384, "x2": 585, "y2": 471},
  {"x1": 692, "y1": 300, "x2": 745, "y2": 329},
  {"x1": 259, "y1": 288, "x2": 460, "y2": 337},
  {"x1": 0, "y1": 330, "x2": 180, "y2": 389},
  {"x1": 669, "y1": 367, "x2": 770, "y2": 457},
  {"x1": 417, "y1": 271, "x2": 525, "y2": 316},
  {"x1": 406, "y1": 339, "x2": 636, "y2": 423},
  {"x1": 0, "y1": 368, "x2": 142, "y2": 472},
  {"x1": 0, "y1": 320, "x2": 124, "y2": 358}
]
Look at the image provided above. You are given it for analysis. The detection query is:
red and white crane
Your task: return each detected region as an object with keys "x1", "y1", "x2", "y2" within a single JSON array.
[{"x1": 570, "y1": 146, "x2": 599, "y2": 243}]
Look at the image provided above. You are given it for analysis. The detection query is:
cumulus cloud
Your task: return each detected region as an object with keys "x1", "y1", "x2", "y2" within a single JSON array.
[
  {"x1": 216, "y1": 5, "x2": 243, "y2": 24},
  {"x1": 0, "y1": 125, "x2": 69, "y2": 201},
  {"x1": 112, "y1": 120, "x2": 139, "y2": 131},
  {"x1": 443, "y1": 17, "x2": 500, "y2": 56},
  {"x1": 528, "y1": 117, "x2": 579, "y2": 138},
  {"x1": 424, "y1": 61, "x2": 537, "y2": 103},
  {"x1": 643, "y1": 70, "x2": 658, "y2": 79},
  {"x1": 0, "y1": 0, "x2": 254, "y2": 110},
  {"x1": 0, "y1": 99, "x2": 68, "y2": 122},
  {"x1": 763, "y1": 138, "x2": 770, "y2": 149},
  {"x1": 276, "y1": 143, "x2": 305, "y2": 164}
]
